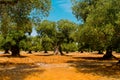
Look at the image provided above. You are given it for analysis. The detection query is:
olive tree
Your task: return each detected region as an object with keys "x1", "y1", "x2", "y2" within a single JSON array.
[
  {"x1": 72, "y1": 0, "x2": 120, "y2": 59},
  {"x1": 0, "y1": 0, "x2": 51, "y2": 56},
  {"x1": 36, "y1": 20, "x2": 56, "y2": 53},
  {"x1": 57, "y1": 19, "x2": 77, "y2": 54}
]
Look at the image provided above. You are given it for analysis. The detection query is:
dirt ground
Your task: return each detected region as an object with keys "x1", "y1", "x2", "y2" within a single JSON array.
[{"x1": 0, "y1": 51, "x2": 120, "y2": 80}]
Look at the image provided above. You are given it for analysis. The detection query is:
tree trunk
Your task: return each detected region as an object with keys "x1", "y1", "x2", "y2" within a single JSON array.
[
  {"x1": 59, "y1": 45, "x2": 64, "y2": 55},
  {"x1": 54, "y1": 45, "x2": 64, "y2": 55},
  {"x1": 66, "y1": 51, "x2": 69, "y2": 54},
  {"x1": 28, "y1": 50, "x2": 32, "y2": 54},
  {"x1": 103, "y1": 46, "x2": 115, "y2": 59},
  {"x1": 11, "y1": 45, "x2": 20, "y2": 57},
  {"x1": 54, "y1": 46, "x2": 59, "y2": 55},
  {"x1": 80, "y1": 50, "x2": 83, "y2": 53},
  {"x1": 35, "y1": 51, "x2": 38, "y2": 52},
  {"x1": 44, "y1": 50, "x2": 48, "y2": 53},
  {"x1": 98, "y1": 50, "x2": 103, "y2": 54},
  {"x1": 43, "y1": 46, "x2": 48, "y2": 53},
  {"x1": 4, "y1": 49, "x2": 9, "y2": 54}
]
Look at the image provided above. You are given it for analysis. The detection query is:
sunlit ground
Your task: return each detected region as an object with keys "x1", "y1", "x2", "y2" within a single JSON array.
[{"x1": 0, "y1": 51, "x2": 120, "y2": 80}]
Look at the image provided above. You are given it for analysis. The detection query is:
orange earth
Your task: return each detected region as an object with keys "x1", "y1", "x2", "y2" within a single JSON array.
[{"x1": 0, "y1": 51, "x2": 120, "y2": 80}]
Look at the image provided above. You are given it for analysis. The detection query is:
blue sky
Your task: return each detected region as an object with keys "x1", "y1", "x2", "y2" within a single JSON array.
[
  {"x1": 31, "y1": 0, "x2": 79, "y2": 36},
  {"x1": 45, "y1": 0, "x2": 79, "y2": 23}
]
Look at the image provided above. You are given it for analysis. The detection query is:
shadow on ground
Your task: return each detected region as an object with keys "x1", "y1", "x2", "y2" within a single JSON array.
[
  {"x1": 0, "y1": 54, "x2": 28, "y2": 58},
  {"x1": 67, "y1": 56, "x2": 120, "y2": 78},
  {"x1": 34, "y1": 54, "x2": 54, "y2": 56},
  {"x1": 0, "y1": 63, "x2": 45, "y2": 80}
]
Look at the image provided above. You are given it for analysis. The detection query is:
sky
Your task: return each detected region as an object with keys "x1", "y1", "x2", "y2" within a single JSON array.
[
  {"x1": 46, "y1": 0, "x2": 79, "y2": 23},
  {"x1": 31, "y1": 0, "x2": 80, "y2": 36}
]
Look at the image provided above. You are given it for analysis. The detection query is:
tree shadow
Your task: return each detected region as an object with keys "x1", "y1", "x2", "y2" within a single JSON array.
[
  {"x1": 67, "y1": 57, "x2": 120, "y2": 78},
  {"x1": 72, "y1": 55, "x2": 120, "y2": 60},
  {"x1": 35, "y1": 54, "x2": 54, "y2": 56},
  {"x1": 0, "y1": 62, "x2": 45, "y2": 80},
  {"x1": 0, "y1": 54, "x2": 28, "y2": 58},
  {"x1": 73, "y1": 56, "x2": 104, "y2": 60}
]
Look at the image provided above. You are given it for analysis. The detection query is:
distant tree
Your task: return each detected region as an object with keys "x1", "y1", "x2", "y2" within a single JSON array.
[
  {"x1": 62, "y1": 42, "x2": 78, "y2": 52},
  {"x1": 36, "y1": 20, "x2": 56, "y2": 53},
  {"x1": 75, "y1": 25, "x2": 109, "y2": 54},
  {"x1": 57, "y1": 19, "x2": 77, "y2": 54},
  {"x1": 24, "y1": 36, "x2": 42, "y2": 53},
  {"x1": 31, "y1": 36, "x2": 42, "y2": 52}
]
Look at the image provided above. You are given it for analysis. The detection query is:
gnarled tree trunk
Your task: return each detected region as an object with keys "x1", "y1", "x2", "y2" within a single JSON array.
[
  {"x1": 59, "y1": 45, "x2": 64, "y2": 55},
  {"x1": 11, "y1": 45, "x2": 20, "y2": 57},
  {"x1": 54, "y1": 45, "x2": 64, "y2": 55},
  {"x1": 103, "y1": 46, "x2": 115, "y2": 59},
  {"x1": 4, "y1": 49, "x2": 9, "y2": 54},
  {"x1": 54, "y1": 46, "x2": 59, "y2": 55}
]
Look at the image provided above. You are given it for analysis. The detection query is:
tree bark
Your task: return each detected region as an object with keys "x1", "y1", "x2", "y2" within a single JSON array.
[
  {"x1": 44, "y1": 50, "x2": 48, "y2": 53},
  {"x1": 54, "y1": 45, "x2": 64, "y2": 55},
  {"x1": 103, "y1": 46, "x2": 115, "y2": 59},
  {"x1": 28, "y1": 50, "x2": 32, "y2": 54},
  {"x1": 59, "y1": 45, "x2": 64, "y2": 55},
  {"x1": 11, "y1": 45, "x2": 20, "y2": 57},
  {"x1": 66, "y1": 51, "x2": 69, "y2": 54},
  {"x1": 98, "y1": 50, "x2": 103, "y2": 54},
  {"x1": 80, "y1": 50, "x2": 83, "y2": 53},
  {"x1": 43, "y1": 46, "x2": 48, "y2": 53},
  {"x1": 35, "y1": 51, "x2": 38, "y2": 52},
  {"x1": 4, "y1": 49, "x2": 9, "y2": 54},
  {"x1": 54, "y1": 46, "x2": 59, "y2": 55}
]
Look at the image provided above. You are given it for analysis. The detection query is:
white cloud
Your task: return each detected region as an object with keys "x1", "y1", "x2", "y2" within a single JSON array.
[{"x1": 56, "y1": 0, "x2": 72, "y2": 13}]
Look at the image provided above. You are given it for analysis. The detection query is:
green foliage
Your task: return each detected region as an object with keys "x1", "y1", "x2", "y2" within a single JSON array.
[
  {"x1": 0, "y1": 0, "x2": 51, "y2": 55},
  {"x1": 36, "y1": 20, "x2": 56, "y2": 38},
  {"x1": 36, "y1": 20, "x2": 56, "y2": 52},
  {"x1": 62, "y1": 42, "x2": 78, "y2": 52},
  {"x1": 116, "y1": 47, "x2": 120, "y2": 53},
  {"x1": 30, "y1": 36, "x2": 43, "y2": 51},
  {"x1": 36, "y1": 19, "x2": 78, "y2": 53},
  {"x1": 0, "y1": 35, "x2": 5, "y2": 49},
  {"x1": 72, "y1": 0, "x2": 120, "y2": 52},
  {"x1": 41, "y1": 35, "x2": 53, "y2": 51},
  {"x1": 57, "y1": 19, "x2": 77, "y2": 43},
  {"x1": 22, "y1": 36, "x2": 43, "y2": 52}
]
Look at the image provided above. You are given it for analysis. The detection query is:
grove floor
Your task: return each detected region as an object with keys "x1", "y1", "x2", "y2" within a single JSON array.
[{"x1": 0, "y1": 51, "x2": 120, "y2": 80}]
